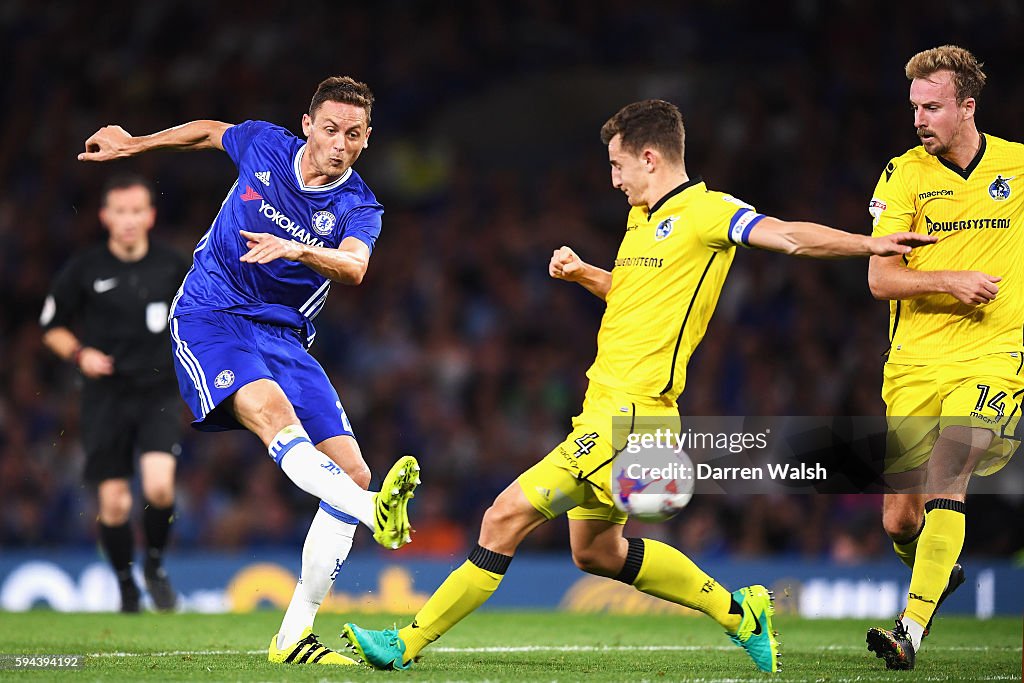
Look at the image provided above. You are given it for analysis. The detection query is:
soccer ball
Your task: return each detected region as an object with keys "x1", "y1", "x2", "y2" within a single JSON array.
[{"x1": 611, "y1": 449, "x2": 693, "y2": 522}]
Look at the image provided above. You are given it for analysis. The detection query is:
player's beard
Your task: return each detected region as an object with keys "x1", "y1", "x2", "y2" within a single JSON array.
[{"x1": 918, "y1": 130, "x2": 949, "y2": 158}]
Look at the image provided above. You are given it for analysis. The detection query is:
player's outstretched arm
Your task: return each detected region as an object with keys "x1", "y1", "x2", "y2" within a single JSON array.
[
  {"x1": 746, "y1": 217, "x2": 936, "y2": 258},
  {"x1": 549, "y1": 245, "x2": 612, "y2": 301},
  {"x1": 239, "y1": 231, "x2": 370, "y2": 285},
  {"x1": 78, "y1": 121, "x2": 231, "y2": 162},
  {"x1": 868, "y1": 255, "x2": 1000, "y2": 306}
]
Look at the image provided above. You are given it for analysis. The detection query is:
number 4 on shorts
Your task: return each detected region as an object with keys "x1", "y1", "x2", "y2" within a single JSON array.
[{"x1": 573, "y1": 432, "x2": 600, "y2": 457}]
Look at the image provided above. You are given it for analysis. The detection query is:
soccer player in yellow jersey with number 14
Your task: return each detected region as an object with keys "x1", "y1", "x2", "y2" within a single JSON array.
[
  {"x1": 865, "y1": 45, "x2": 1024, "y2": 671},
  {"x1": 343, "y1": 99, "x2": 932, "y2": 675}
]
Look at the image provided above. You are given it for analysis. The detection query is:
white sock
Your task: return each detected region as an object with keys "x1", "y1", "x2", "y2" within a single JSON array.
[
  {"x1": 277, "y1": 506, "x2": 356, "y2": 649},
  {"x1": 900, "y1": 615, "x2": 925, "y2": 652},
  {"x1": 268, "y1": 425, "x2": 375, "y2": 528}
]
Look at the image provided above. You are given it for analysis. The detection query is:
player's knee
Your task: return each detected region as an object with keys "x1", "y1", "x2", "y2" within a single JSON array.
[
  {"x1": 143, "y1": 484, "x2": 175, "y2": 508},
  {"x1": 480, "y1": 502, "x2": 514, "y2": 535},
  {"x1": 571, "y1": 546, "x2": 618, "y2": 577},
  {"x1": 479, "y1": 501, "x2": 527, "y2": 552},
  {"x1": 349, "y1": 462, "x2": 371, "y2": 489},
  {"x1": 882, "y1": 506, "x2": 923, "y2": 543},
  {"x1": 231, "y1": 385, "x2": 297, "y2": 440},
  {"x1": 98, "y1": 483, "x2": 132, "y2": 525}
]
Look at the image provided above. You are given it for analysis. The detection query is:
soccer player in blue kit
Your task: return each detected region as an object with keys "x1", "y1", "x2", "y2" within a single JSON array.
[{"x1": 79, "y1": 76, "x2": 420, "y2": 666}]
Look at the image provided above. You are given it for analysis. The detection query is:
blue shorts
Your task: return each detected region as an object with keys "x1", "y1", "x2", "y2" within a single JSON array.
[{"x1": 169, "y1": 311, "x2": 354, "y2": 445}]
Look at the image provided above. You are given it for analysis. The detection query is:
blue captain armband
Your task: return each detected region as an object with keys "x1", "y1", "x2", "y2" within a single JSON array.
[{"x1": 728, "y1": 208, "x2": 767, "y2": 247}]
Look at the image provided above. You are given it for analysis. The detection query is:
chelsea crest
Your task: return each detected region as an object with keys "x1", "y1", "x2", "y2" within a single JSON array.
[{"x1": 311, "y1": 210, "x2": 337, "y2": 236}]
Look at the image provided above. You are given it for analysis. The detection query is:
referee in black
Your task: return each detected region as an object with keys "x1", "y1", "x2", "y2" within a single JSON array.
[{"x1": 41, "y1": 175, "x2": 189, "y2": 612}]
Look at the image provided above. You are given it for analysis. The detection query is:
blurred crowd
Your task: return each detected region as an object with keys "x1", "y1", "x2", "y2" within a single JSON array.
[{"x1": 2, "y1": 0, "x2": 1022, "y2": 561}]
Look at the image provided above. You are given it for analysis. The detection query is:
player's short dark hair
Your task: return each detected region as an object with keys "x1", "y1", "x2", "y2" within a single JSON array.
[
  {"x1": 600, "y1": 100, "x2": 685, "y2": 165},
  {"x1": 101, "y1": 174, "x2": 155, "y2": 207},
  {"x1": 309, "y1": 76, "x2": 374, "y2": 123},
  {"x1": 905, "y1": 45, "x2": 986, "y2": 103}
]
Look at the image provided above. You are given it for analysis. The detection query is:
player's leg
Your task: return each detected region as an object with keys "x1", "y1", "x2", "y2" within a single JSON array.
[
  {"x1": 342, "y1": 385, "x2": 615, "y2": 669},
  {"x1": 870, "y1": 358, "x2": 1020, "y2": 668},
  {"x1": 569, "y1": 518, "x2": 740, "y2": 627},
  {"x1": 82, "y1": 385, "x2": 140, "y2": 612},
  {"x1": 170, "y1": 314, "x2": 398, "y2": 538},
  {"x1": 883, "y1": 491, "x2": 926, "y2": 569},
  {"x1": 96, "y1": 477, "x2": 139, "y2": 612},
  {"x1": 868, "y1": 426, "x2": 982, "y2": 669},
  {"x1": 228, "y1": 379, "x2": 394, "y2": 533},
  {"x1": 899, "y1": 426, "x2": 986, "y2": 644},
  {"x1": 343, "y1": 478, "x2": 548, "y2": 669},
  {"x1": 138, "y1": 451, "x2": 178, "y2": 611},
  {"x1": 260, "y1": 329, "x2": 419, "y2": 552},
  {"x1": 273, "y1": 435, "x2": 367, "y2": 655},
  {"x1": 567, "y1": 513, "x2": 778, "y2": 673},
  {"x1": 880, "y1": 362, "x2": 938, "y2": 570},
  {"x1": 134, "y1": 383, "x2": 183, "y2": 611}
]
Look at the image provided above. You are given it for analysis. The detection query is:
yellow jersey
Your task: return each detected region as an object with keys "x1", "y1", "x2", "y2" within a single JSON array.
[
  {"x1": 587, "y1": 178, "x2": 765, "y2": 402},
  {"x1": 870, "y1": 133, "x2": 1024, "y2": 363}
]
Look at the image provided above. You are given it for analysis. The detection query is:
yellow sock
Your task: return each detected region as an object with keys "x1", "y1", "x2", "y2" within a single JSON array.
[
  {"x1": 621, "y1": 538, "x2": 741, "y2": 632},
  {"x1": 893, "y1": 521, "x2": 924, "y2": 570},
  {"x1": 905, "y1": 500, "x2": 965, "y2": 629},
  {"x1": 398, "y1": 545, "x2": 510, "y2": 663}
]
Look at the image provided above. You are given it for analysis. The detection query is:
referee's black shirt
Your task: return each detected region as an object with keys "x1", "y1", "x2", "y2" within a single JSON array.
[{"x1": 41, "y1": 243, "x2": 190, "y2": 388}]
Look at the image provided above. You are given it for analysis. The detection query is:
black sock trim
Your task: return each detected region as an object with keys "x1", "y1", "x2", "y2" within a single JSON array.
[
  {"x1": 468, "y1": 544, "x2": 513, "y2": 575},
  {"x1": 901, "y1": 518, "x2": 926, "y2": 545},
  {"x1": 614, "y1": 537, "x2": 646, "y2": 585},
  {"x1": 925, "y1": 498, "x2": 965, "y2": 514}
]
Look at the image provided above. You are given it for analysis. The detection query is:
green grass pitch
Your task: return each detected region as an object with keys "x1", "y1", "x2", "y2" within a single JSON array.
[{"x1": 0, "y1": 611, "x2": 1019, "y2": 681}]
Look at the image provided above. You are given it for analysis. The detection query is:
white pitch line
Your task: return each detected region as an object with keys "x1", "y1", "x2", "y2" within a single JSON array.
[{"x1": 87, "y1": 644, "x2": 1022, "y2": 658}]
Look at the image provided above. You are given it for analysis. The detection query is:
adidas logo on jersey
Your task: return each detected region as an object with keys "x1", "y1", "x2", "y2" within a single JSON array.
[{"x1": 255, "y1": 171, "x2": 271, "y2": 186}]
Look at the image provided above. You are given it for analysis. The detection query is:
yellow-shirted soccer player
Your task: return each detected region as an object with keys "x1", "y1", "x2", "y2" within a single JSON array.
[
  {"x1": 342, "y1": 99, "x2": 931, "y2": 675},
  {"x1": 865, "y1": 45, "x2": 1024, "y2": 671}
]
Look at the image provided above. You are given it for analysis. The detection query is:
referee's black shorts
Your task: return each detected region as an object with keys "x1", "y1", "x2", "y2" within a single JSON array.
[{"x1": 80, "y1": 379, "x2": 183, "y2": 484}]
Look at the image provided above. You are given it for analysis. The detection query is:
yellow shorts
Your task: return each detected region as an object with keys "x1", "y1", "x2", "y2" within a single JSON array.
[
  {"x1": 882, "y1": 352, "x2": 1024, "y2": 475},
  {"x1": 517, "y1": 383, "x2": 680, "y2": 524}
]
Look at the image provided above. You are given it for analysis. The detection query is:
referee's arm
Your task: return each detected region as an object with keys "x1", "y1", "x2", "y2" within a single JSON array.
[{"x1": 42, "y1": 327, "x2": 114, "y2": 378}]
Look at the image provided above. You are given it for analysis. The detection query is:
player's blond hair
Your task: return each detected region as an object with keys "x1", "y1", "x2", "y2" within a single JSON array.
[{"x1": 905, "y1": 45, "x2": 986, "y2": 103}]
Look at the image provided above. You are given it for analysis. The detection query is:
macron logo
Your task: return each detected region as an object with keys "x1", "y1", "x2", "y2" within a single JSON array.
[
  {"x1": 240, "y1": 186, "x2": 263, "y2": 202},
  {"x1": 255, "y1": 171, "x2": 271, "y2": 186}
]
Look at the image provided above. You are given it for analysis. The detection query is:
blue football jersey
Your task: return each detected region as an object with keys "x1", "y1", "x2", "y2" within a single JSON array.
[{"x1": 171, "y1": 120, "x2": 382, "y2": 346}]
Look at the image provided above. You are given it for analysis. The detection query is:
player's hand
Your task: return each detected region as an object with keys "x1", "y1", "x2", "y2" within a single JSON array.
[
  {"x1": 549, "y1": 245, "x2": 586, "y2": 281},
  {"x1": 77, "y1": 347, "x2": 114, "y2": 378},
  {"x1": 869, "y1": 232, "x2": 938, "y2": 256},
  {"x1": 944, "y1": 271, "x2": 1001, "y2": 306},
  {"x1": 239, "y1": 230, "x2": 303, "y2": 264},
  {"x1": 78, "y1": 125, "x2": 135, "y2": 162}
]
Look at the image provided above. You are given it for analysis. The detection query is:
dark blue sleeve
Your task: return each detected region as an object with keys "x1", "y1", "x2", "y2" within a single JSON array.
[
  {"x1": 221, "y1": 120, "x2": 274, "y2": 166},
  {"x1": 341, "y1": 205, "x2": 383, "y2": 254}
]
